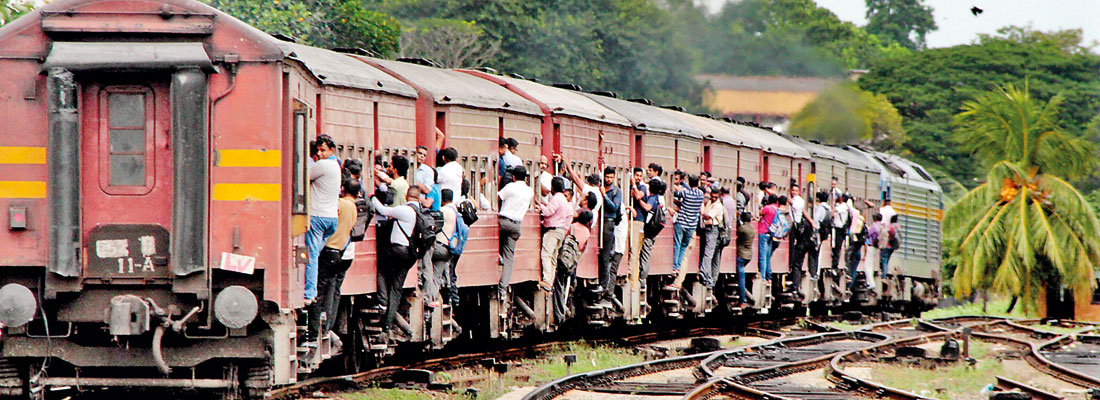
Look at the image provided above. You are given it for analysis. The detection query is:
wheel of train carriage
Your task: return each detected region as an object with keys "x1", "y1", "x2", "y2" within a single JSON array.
[{"x1": 342, "y1": 313, "x2": 377, "y2": 374}]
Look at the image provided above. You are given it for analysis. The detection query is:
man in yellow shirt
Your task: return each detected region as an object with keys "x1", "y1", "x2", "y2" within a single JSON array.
[{"x1": 305, "y1": 178, "x2": 359, "y2": 346}]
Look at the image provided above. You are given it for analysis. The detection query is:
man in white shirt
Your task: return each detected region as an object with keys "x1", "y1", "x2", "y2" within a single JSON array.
[
  {"x1": 306, "y1": 135, "x2": 341, "y2": 303},
  {"x1": 371, "y1": 185, "x2": 422, "y2": 337},
  {"x1": 436, "y1": 147, "x2": 463, "y2": 197},
  {"x1": 497, "y1": 166, "x2": 534, "y2": 297},
  {"x1": 879, "y1": 198, "x2": 896, "y2": 225},
  {"x1": 831, "y1": 193, "x2": 851, "y2": 270},
  {"x1": 811, "y1": 190, "x2": 832, "y2": 277}
]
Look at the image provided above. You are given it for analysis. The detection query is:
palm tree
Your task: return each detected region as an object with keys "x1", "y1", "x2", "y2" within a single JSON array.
[{"x1": 945, "y1": 83, "x2": 1100, "y2": 316}]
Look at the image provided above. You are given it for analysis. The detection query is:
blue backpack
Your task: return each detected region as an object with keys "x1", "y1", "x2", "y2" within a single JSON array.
[
  {"x1": 448, "y1": 212, "x2": 470, "y2": 256},
  {"x1": 768, "y1": 210, "x2": 791, "y2": 239}
]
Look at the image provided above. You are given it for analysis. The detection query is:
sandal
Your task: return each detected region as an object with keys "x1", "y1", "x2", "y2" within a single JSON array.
[{"x1": 539, "y1": 281, "x2": 553, "y2": 292}]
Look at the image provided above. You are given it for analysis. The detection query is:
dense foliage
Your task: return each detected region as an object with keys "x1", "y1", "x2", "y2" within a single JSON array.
[
  {"x1": 864, "y1": 0, "x2": 936, "y2": 50},
  {"x1": 945, "y1": 84, "x2": 1099, "y2": 314},
  {"x1": 858, "y1": 28, "x2": 1100, "y2": 187},
  {"x1": 787, "y1": 82, "x2": 908, "y2": 152},
  {"x1": 203, "y1": 0, "x2": 402, "y2": 56}
]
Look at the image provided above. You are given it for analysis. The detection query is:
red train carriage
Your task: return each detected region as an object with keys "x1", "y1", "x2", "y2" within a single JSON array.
[
  {"x1": 579, "y1": 93, "x2": 706, "y2": 322},
  {"x1": 459, "y1": 72, "x2": 634, "y2": 328},
  {"x1": 352, "y1": 58, "x2": 545, "y2": 342},
  {"x1": 0, "y1": 0, "x2": 410, "y2": 394}
]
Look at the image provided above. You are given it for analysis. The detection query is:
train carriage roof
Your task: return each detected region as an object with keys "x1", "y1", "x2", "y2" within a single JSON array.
[
  {"x1": 725, "y1": 122, "x2": 812, "y2": 159},
  {"x1": 360, "y1": 59, "x2": 542, "y2": 116},
  {"x1": 661, "y1": 110, "x2": 765, "y2": 149},
  {"x1": 495, "y1": 76, "x2": 632, "y2": 127},
  {"x1": 831, "y1": 146, "x2": 880, "y2": 173},
  {"x1": 579, "y1": 93, "x2": 702, "y2": 139},
  {"x1": 848, "y1": 146, "x2": 941, "y2": 190},
  {"x1": 276, "y1": 42, "x2": 417, "y2": 98},
  {"x1": 780, "y1": 134, "x2": 846, "y2": 163}
]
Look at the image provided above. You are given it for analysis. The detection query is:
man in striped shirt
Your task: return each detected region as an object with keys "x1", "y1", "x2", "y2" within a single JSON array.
[{"x1": 670, "y1": 174, "x2": 705, "y2": 284}]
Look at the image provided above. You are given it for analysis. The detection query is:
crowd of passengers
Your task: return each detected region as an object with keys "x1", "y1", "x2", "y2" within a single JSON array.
[{"x1": 299, "y1": 132, "x2": 903, "y2": 344}]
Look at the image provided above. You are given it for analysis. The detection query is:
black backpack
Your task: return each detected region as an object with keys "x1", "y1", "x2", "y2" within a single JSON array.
[
  {"x1": 397, "y1": 206, "x2": 442, "y2": 259},
  {"x1": 349, "y1": 197, "x2": 374, "y2": 242},
  {"x1": 458, "y1": 199, "x2": 479, "y2": 226},
  {"x1": 643, "y1": 204, "x2": 666, "y2": 239}
]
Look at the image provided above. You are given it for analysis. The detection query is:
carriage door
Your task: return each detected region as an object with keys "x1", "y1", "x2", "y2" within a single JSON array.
[{"x1": 80, "y1": 81, "x2": 173, "y2": 280}]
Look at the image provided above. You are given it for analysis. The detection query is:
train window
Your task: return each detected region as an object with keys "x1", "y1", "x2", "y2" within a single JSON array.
[
  {"x1": 100, "y1": 87, "x2": 155, "y2": 194},
  {"x1": 291, "y1": 100, "x2": 308, "y2": 214}
]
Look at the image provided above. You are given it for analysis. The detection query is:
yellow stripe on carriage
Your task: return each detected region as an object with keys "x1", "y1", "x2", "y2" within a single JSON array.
[
  {"x1": 0, "y1": 147, "x2": 46, "y2": 164},
  {"x1": 216, "y1": 149, "x2": 282, "y2": 167},
  {"x1": 211, "y1": 183, "x2": 281, "y2": 201},
  {"x1": 0, "y1": 181, "x2": 46, "y2": 198}
]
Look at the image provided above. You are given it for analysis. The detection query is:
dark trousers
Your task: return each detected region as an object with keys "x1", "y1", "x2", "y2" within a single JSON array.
[
  {"x1": 552, "y1": 264, "x2": 576, "y2": 323},
  {"x1": 831, "y1": 227, "x2": 846, "y2": 269},
  {"x1": 307, "y1": 247, "x2": 351, "y2": 341},
  {"x1": 880, "y1": 247, "x2": 895, "y2": 277},
  {"x1": 597, "y1": 219, "x2": 616, "y2": 296},
  {"x1": 845, "y1": 241, "x2": 862, "y2": 289},
  {"x1": 499, "y1": 217, "x2": 523, "y2": 295},
  {"x1": 377, "y1": 244, "x2": 415, "y2": 332},
  {"x1": 446, "y1": 255, "x2": 460, "y2": 305},
  {"x1": 638, "y1": 236, "x2": 655, "y2": 289},
  {"x1": 788, "y1": 243, "x2": 807, "y2": 293}
]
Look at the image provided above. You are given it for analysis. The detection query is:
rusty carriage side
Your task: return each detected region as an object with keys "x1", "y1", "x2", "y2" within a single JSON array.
[
  {"x1": 271, "y1": 42, "x2": 421, "y2": 372},
  {"x1": 353, "y1": 57, "x2": 544, "y2": 344},
  {"x1": 0, "y1": 0, "x2": 359, "y2": 396},
  {"x1": 460, "y1": 72, "x2": 633, "y2": 330},
  {"x1": 579, "y1": 93, "x2": 707, "y2": 324}
]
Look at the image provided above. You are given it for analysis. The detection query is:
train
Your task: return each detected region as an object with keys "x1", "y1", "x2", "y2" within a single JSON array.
[{"x1": 0, "y1": 0, "x2": 942, "y2": 398}]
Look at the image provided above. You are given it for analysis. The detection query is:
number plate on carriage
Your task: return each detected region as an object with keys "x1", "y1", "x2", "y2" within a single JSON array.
[{"x1": 86, "y1": 224, "x2": 170, "y2": 279}]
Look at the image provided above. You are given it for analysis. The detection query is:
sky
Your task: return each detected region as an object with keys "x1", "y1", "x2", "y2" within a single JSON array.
[{"x1": 700, "y1": 0, "x2": 1100, "y2": 49}]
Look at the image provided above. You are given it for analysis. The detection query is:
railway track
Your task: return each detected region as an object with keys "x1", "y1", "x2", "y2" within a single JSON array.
[
  {"x1": 262, "y1": 315, "x2": 808, "y2": 400},
  {"x1": 517, "y1": 315, "x2": 1100, "y2": 400}
]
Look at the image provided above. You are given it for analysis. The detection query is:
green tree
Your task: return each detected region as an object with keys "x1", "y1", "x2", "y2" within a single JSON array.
[
  {"x1": 204, "y1": 0, "x2": 401, "y2": 56},
  {"x1": 787, "y1": 82, "x2": 907, "y2": 150},
  {"x1": 1, "y1": 0, "x2": 33, "y2": 26},
  {"x1": 864, "y1": 0, "x2": 937, "y2": 50},
  {"x1": 378, "y1": 0, "x2": 707, "y2": 110},
  {"x1": 945, "y1": 83, "x2": 1099, "y2": 315},
  {"x1": 858, "y1": 27, "x2": 1100, "y2": 186},
  {"x1": 399, "y1": 18, "x2": 499, "y2": 68}
]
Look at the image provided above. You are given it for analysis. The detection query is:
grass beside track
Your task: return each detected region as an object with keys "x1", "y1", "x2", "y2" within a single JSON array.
[
  {"x1": 341, "y1": 335, "x2": 751, "y2": 400},
  {"x1": 921, "y1": 297, "x2": 1029, "y2": 320},
  {"x1": 867, "y1": 341, "x2": 1010, "y2": 400}
]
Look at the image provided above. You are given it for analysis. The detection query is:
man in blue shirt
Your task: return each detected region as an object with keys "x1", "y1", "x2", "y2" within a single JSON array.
[{"x1": 598, "y1": 167, "x2": 622, "y2": 301}]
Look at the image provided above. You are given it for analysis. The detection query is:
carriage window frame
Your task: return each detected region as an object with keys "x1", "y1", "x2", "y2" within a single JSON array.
[{"x1": 99, "y1": 86, "x2": 156, "y2": 195}]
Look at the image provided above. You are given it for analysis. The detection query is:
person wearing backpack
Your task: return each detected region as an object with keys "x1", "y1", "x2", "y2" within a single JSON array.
[
  {"x1": 498, "y1": 166, "x2": 533, "y2": 298},
  {"x1": 304, "y1": 178, "x2": 359, "y2": 347},
  {"x1": 427, "y1": 189, "x2": 458, "y2": 309},
  {"x1": 551, "y1": 210, "x2": 593, "y2": 325},
  {"x1": 830, "y1": 193, "x2": 851, "y2": 270},
  {"x1": 811, "y1": 191, "x2": 832, "y2": 278},
  {"x1": 634, "y1": 179, "x2": 665, "y2": 299},
  {"x1": 845, "y1": 203, "x2": 868, "y2": 291},
  {"x1": 758, "y1": 195, "x2": 789, "y2": 283},
  {"x1": 370, "y1": 185, "x2": 422, "y2": 339},
  {"x1": 879, "y1": 214, "x2": 901, "y2": 278}
]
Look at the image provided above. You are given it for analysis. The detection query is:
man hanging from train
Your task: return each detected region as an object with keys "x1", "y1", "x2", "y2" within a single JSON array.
[
  {"x1": 304, "y1": 178, "x2": 359, "y2": 348},
  {"x1": 498, "y1": 137, "x2": 522, "y2": 187},
  {"x1": 597, "y1": 167, "x2": 622, "y2": 305},
  {"x1": 498, "y1": 166, "x2": 534, "y2": 298},
  {"x1": 787, "y1": 183, "x2": 811, "y2": 299},
  {"x1": 669, "y1": 174, "x2": 704, "y2": 289},
  {"x1": 305, "y1": 135, "x2": 341, "y2": 304},
  {"x1": 371, "y1": 185, "x2": 423, "y2": 340},
  {"x1": 537, "y1": 176, "x2": 574, "y2": 293}
]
